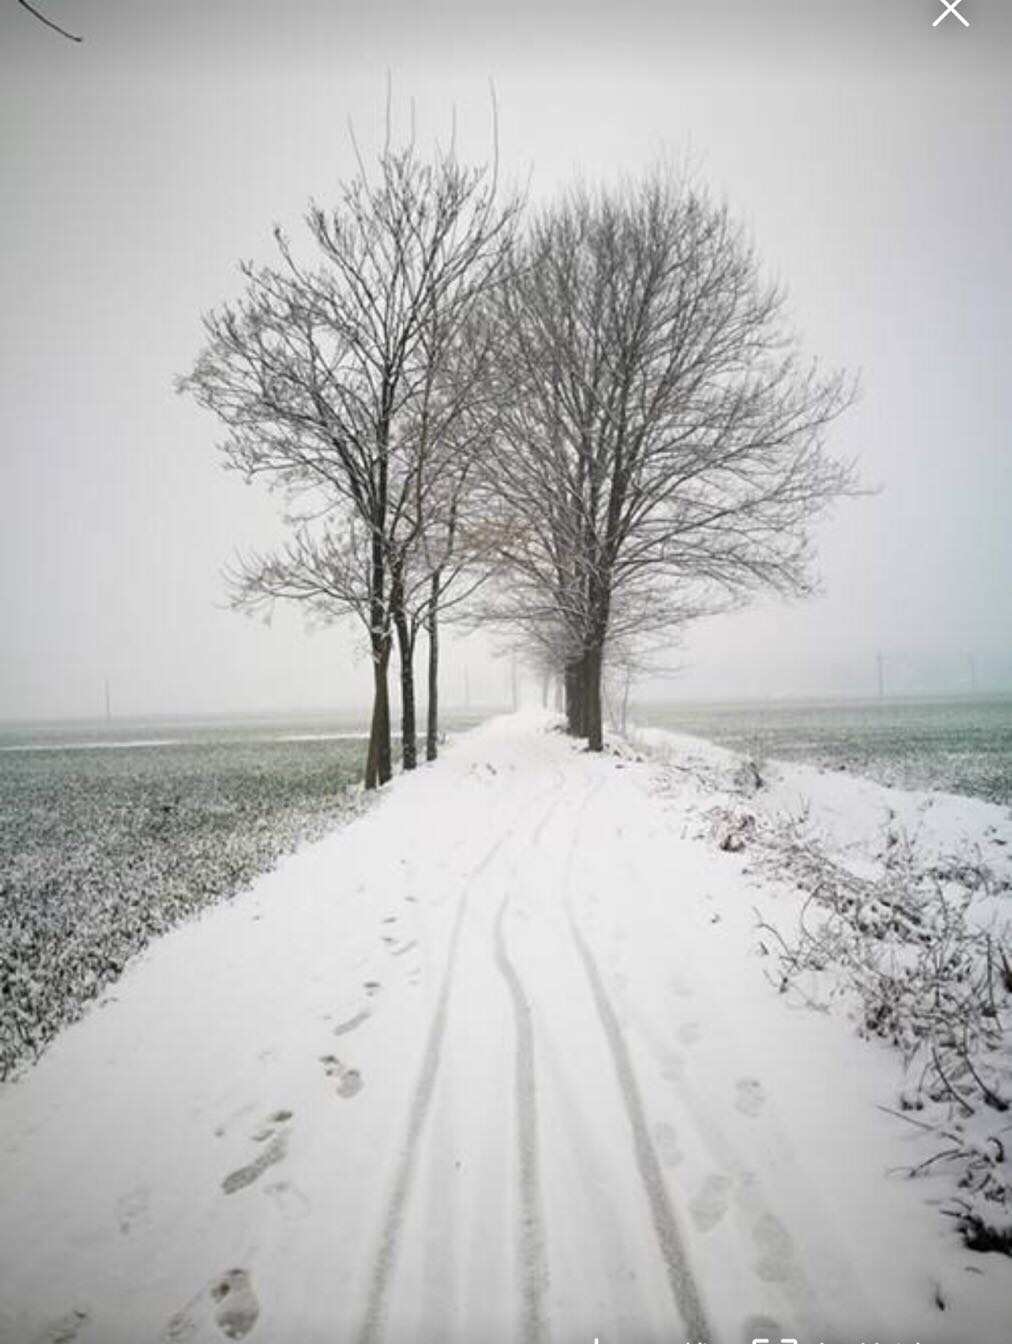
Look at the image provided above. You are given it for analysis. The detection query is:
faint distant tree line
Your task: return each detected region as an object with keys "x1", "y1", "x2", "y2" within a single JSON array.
[{"x1": 180, "y1": 124, "x2": 856, "y2": 788}]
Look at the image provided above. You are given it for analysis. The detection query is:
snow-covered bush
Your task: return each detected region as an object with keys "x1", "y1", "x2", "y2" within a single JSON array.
[{"x1": 753, "y1": 814, "x2": 1011, "y2": 1255}]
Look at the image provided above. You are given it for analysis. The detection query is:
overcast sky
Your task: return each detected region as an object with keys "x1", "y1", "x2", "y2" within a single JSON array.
[{"x1": 2, "y1": 0, "x2": 1010, "y2": 720}]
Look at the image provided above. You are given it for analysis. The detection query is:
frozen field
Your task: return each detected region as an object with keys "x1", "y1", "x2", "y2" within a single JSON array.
[{"x1": 633, "y1": 694, "x2": 1012, "y2": 806}]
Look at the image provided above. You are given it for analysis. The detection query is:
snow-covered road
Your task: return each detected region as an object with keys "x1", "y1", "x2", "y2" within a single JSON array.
[{"x1": 1, "y1": 715, "x2": 1009, "y2": 1343}]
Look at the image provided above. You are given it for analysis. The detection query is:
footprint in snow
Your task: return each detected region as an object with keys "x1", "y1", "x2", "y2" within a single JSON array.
[
  {"x1": 690, "y1": 1172, "x2": 732, "y2": 1232},
  {"x1": 221, "y1": 1112, "x2": 292, "y2": 1194},
  {"x1": 751, "y1": 1212, "x2": 797, "y2": 1284},
  {"x1": 211, "y1": 1269, "x2": 260, "y2": 1339},
  {"x1": 222, "y1": 1133, "x2": 288, "y2": 1193},
  {"x1": 735, "y1": 1077, "x2": 765, "y2": 1117},
  {"x1": 333, "y1": 1008, "x2": 371, "y2": 1037},
  {"x1": 320, "y1": 1054, "x2": 364, "y2": 1098},
  {"x1": 677, "y1": 1020, "x2": 703, "y2": 1046},
  {"x1": 249, "y1": 1108, "x2": 293, "y2": 1142},
  {"x1": 338, "y1": 1070, "x2": 363, "y2": 1098},
  {"x1": 162, "y1": 1269, "x2": 261, "y2": 1340}
]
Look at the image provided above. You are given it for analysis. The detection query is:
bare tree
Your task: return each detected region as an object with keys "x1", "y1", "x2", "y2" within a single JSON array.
[
  {"x1": 179, "y1": 136, "x2": 518, "y2": 787},
  {"x1": 382, "y1": 308, "x2": 507, "y2": 767},
  {"x1": 414, "y1": 452, "x2": 492, "y2": 762},
  {"x1": 483, "y1": 166, "x2": 857, "y2": 750}
]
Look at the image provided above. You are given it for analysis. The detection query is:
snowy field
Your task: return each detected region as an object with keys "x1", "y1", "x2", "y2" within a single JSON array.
[
  {"x1": 0, "y1": 731, "x2": 366, "y2": 1080},
  {"x1": 0, "y1": 713, "x2": 1009, "y2": 1344},
  {"x1": 0, "y1": 711, "x2": 495, "y2": 1080},
  {"x1": 633, "y1": 695, "x2": 1012, "y2": 806}
]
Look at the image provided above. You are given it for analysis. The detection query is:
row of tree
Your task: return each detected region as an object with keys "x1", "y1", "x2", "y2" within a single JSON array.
[{"x1": 180, "y1": 136, "x2": 855, "y2": 787}]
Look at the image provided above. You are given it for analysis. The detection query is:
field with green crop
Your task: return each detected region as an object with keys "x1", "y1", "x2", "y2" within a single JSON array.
[
  {"x1": 0, "y1": 729, "x2": 368, "y2": 1078},
  {"x1": 632, "y1": 694, "x2": 1012, "y2": 806}
]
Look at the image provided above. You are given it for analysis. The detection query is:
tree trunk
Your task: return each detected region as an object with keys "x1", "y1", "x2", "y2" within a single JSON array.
[
  {"x1": 365, "y1": 642, "x2": 392, "y2": 789},
  {"x1": 426, "y1": 573, "x2": 439, "y2": 762},
  {"x1": 388, "y1": 558, "x2": 417, "y2": 772},
  {"x1": 584, "y1": 571, "x2": 611, "y2": 751},
  {"x1": 365, "y1": 507, "x2": 391, "y2": 790},
  {"x1": 393, "y1": 614, "x2": 417, "y2": 773},
  {"x1": 565, "y1": 657, "x2": 587, "y2": 737},
  {"x1": 584, "y1": 644, "x2": 604, "y2": 751}
]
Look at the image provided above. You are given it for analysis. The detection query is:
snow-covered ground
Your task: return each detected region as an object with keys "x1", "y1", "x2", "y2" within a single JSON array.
[
  {"x1": 1, "y1": 714, "x2": 1009, "y2": 1344},
  {"x1": 631, "y1": 723, "x2": 1012, "y2": 890}
]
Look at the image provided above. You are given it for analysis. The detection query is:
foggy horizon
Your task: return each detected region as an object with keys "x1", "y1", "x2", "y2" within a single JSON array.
[
  {"x1": 3, "y1": 683, "x2": 1011, "y2": 732},
  {"x1": 4, "y1": 0, "x2": 1010, "y2": 720}
]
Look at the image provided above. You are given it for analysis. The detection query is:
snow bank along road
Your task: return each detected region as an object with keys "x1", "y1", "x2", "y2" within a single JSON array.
[{"x1": 1, "y1": 714, "x2": 1009, "y2": 1343}]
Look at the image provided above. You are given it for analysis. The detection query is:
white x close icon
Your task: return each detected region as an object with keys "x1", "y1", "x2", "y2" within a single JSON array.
[{"x1": 934, "y1": 0, "x2": 970, "y2": 26}]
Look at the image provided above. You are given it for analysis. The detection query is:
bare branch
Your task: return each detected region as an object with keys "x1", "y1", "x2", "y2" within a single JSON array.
[{"x1": 16, "y1": 0, "x2": 82, "y2": 42}]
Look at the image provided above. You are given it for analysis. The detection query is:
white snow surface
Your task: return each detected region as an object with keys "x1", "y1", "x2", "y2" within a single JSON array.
[{"x1": 1, "y1": 713, "x2": 1009, "y2": 1344}]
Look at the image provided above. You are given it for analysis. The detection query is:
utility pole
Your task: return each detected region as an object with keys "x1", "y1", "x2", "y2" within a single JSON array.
[
  {"x1": 104, "y1": 678, "x2": 112, "y2": 723},
  {"x1": 464, "y1": 666, "x2": 470, "y2": 709},
  {"x1": 511, "y1": 653, "x2": 518, "y2": 712},
  {"x1": 876, "y1": 652, "x2": 884, "y2": 700},
  {"x1": 968, "y1": 654, "x2": 977, "y2": 694}
]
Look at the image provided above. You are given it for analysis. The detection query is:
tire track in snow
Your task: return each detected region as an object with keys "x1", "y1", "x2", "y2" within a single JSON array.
[
  {"x1": 565, "y1": 777, "x2": 714, "y2": 1344},
  {"x1": 567, "y1": 908, "x2": 714, "y2": 1343},
  {"x1": 530, "y1": 779, "x2": 565, "y2": 847},
  {"x1": 494, "y1": 880, "x2": 550, "y2": 1344},
  {"x1": 355, "y1": 828, "x2": 511, "y2": 1344},
  {"x1": 488, "y1": 780, "x2": 562, "y2": 1340}
]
